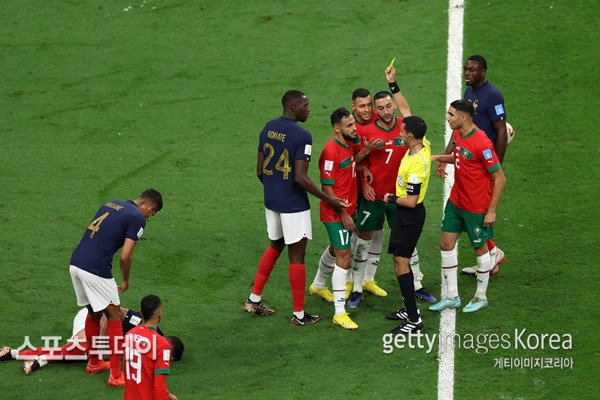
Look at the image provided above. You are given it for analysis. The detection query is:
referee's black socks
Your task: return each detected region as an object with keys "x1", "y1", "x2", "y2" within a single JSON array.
[{"x1": 397, "y1": 272, "x2": 419, "y2": 322}]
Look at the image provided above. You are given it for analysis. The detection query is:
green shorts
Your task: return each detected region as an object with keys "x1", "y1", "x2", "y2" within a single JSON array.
[
  {"x1": 356, "y1": 198, "x2": 395, "y2": 231},
  {"x1": 323, "y1": 221, "x2": 353, "y2": 250},
  {"x1": 441, "y1": 200, "x2": 494, "y2": 248}
]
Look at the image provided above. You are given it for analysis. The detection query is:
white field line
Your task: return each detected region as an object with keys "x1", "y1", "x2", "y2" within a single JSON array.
[{"x1": 438, "y1": 1, "x2": 465, "y2": 400}]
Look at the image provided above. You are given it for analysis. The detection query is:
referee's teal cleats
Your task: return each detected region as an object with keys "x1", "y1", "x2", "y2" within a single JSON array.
[
  {"x1": 463, "y1": 297, "x2": 488, "y2": 313},
  {"x1": 429, "y1": 296, "x2": 461, "y2": 311}
]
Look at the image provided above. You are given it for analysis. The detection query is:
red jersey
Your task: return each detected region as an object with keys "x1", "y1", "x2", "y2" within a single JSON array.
[
  {"x1": 124, "y1": 326, "x2": 171, "y2": 400},
  {"x1": 359, "y1": 117, "x2": 407, "y2": 198},
  {"x1": 353, "y1": 111, "x2": 378, "y2": 193},
  {"x1": 449, "y1": 127, "x2": 501, "y2": 213},
  {"x1": 319, "y1": 136, "x2": 358, "y2": 222}
]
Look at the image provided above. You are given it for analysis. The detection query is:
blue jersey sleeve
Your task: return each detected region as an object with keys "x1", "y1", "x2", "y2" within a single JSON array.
[
  {"x1": 125, "y1": 214, "x2": 146, "y2": 242},
  {"x1": 293, "y1": 130, "x2": 312, "y2": 162},
  {"x1": 484, "y1": 91, "x2": 506, "y2": 124}
]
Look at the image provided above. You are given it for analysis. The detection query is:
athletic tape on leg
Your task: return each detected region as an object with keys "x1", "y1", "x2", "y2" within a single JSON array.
[{"x1": 441, "y1": 249, "x2": 458, "y2": 268}]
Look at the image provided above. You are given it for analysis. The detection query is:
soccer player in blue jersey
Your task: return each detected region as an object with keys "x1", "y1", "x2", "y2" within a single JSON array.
[
  {"x1": 436, "y1": 55, "x2": 508, "y2": 275},
  {"x1": 69, "y1": 189, "x2": 163, "y2": 387},
  {"x1": 244, "y1": 90, "x2": 349, "y2": 326}
]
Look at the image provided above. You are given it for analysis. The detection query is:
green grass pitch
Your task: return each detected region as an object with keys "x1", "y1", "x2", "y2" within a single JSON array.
[{"x1": 1, "y1": 1, "x2": 598, "y2": 399}]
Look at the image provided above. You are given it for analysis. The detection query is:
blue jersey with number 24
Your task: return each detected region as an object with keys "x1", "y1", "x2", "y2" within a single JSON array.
[{"x1": 258, "y1": 117, "x2": 312, "y2": 213}]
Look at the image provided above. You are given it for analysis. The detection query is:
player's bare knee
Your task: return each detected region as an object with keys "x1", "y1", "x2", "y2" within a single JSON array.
[
  {"x1": 335, "y1": 249, "x2": 353, "y2": 269},
  {"x1": 394, "y1": 256, "x2": 410, "y2": 276},
  {"x1": 473, "y1": 245, "x2": 488, "y2": 257},
  {"x1": 270, "y1": 238, "x2": 285, "y2": 253},
  {"x1": 105, "y1": 304, "x2": 123, "y2": 321}
]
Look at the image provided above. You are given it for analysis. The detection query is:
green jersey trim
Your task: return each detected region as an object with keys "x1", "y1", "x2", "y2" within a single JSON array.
[
  {"x1": 487, "y1": 163, "x2": 501, "y2": 173},
  {"x1": 333, "y1": 137, "x2": 349, "y2": 149},
  {"x1": 461, "y1": 127, "x2": 478, "y2": 139},
  {"x1": 374, "y1": 118, "x2": 398, "y2": 133},
  {"x1": 154, "y1": 368, "x2": 171, "y2": 375},
  {"x1": 339, "y1": 156, "x2": 353, "y2": 169}
]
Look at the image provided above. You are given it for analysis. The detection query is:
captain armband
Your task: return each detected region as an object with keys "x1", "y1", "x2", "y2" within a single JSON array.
[{"x1": 406, "y1": 182, "x2": 421, "y2": 195}]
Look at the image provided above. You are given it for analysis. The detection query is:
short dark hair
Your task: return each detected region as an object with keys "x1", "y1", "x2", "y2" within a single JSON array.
[
  {"x1": 139, "y1": 189, "x2": 163, "y2": 211},
  {"x1": 330, "y1": 107, "x2": 352, "y2": 127},
  {"x1": 373, "y1": 91, "x2": 393, "y2": 102},
  {"x1": 281, "y1": 90, "x2": 306, "y2": 108},
  {"x1": 352, "y1": 88, "x2": 371, "y2": 100},
  {"x1": 402, "y1": 116, "x2": 427, "y2": 139},
  {"x1": 467, "y1": 55, "x2": 487, "y2": 70},
  {"x1": 140, "y1": 294, "x2": 162, "y2": 321},
  {"x1": 450, "y1": 99, "x2": 475, "y2": 116},
  {"x1": 166, "y1": 336, "x2": 184, "y2": 362}
]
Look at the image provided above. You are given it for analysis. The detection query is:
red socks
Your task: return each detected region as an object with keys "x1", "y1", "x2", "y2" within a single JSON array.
[
  {"x1": 289, "y1": 263, "x2": 306, "y2": 312},
  {"x1": 487, "y1": 238, "x2": 495, "y2": 251},
  {"x1": 107, "y1": 319, "x2": 122, "y2": 378},
  {"x1": 85, "y1": 316, "x2": 101, "y2": 364},
  {"x1": 251, "y1": 246, "x2": 281, "y2": 295}
]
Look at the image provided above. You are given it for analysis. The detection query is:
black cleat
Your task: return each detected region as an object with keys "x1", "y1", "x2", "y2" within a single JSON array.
[
  {"x1": 290, "y1": 312, "x2": 322, "y2": 326},
  {"x1": 391, "y1": 317, "x2": 424, "y2": 335},
  {"x1": 385, "y1": 308, "x2": 408, "y2": 321},
  {"x1": 244, "y1": 299, "x2": 275, "y2": 316}
]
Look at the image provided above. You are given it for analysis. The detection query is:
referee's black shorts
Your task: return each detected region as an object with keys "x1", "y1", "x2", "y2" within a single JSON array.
[{"x1": 387, "y1": 202, "x2": 426, "y2": 258}]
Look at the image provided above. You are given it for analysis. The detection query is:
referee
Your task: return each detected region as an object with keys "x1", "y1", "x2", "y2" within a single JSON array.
[{"x1": 382, "y1": 116, "x2": 431, "y2": 334}]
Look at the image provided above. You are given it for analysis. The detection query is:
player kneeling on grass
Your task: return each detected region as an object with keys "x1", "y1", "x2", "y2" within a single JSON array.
[
  {"x1": 429, "y1": 100, "x2": 506, "y2": 313},
  {"x1": 309, "y1": 108, "x2": 379, "y2": 330},
  {"x1": 124, "y1": 295, "x2": 182, "y2": 400},
  {"x1": 382, "y1": 116, "x2": 430, "y2": 334}
]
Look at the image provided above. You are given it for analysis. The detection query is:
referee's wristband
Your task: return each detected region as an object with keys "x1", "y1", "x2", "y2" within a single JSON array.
[
  {"x1": 388, "y1": 81, "x2": 400, "y2": 94},
  {"x1": 387, "y1": 194, "x2": 398, "y2": 205}
]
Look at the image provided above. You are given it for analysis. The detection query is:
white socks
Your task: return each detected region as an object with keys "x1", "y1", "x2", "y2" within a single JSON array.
[
  {"x1": 313, "y1": 247, "x2": 335, "y2": 289},
  {"x1": 332, "y1": 265, "x2": 349, "y2": 315},
  {"x1": 363, "y1": 229, "x2": 383, "y2": 282},
  {"x1": 352, "y1": 237, "x2": 372, "y2": 293},
  {"x1": 410, "y1": 248, "x2": 424, "y2": 290},
  {"x1": 475, "y1": 252, "x2": 492, "y2": 300},
  {"x1": 249, "y1": 293, "x2": 261, "y2": 303}
]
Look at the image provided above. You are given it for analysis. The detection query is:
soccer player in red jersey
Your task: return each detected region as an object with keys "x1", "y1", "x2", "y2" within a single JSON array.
[
  {"x1": 124, "y1": 295, "x2": 182, "y2": 400},
  {"x1": 309, "y1": 108, "x2": 379, "y2": 330},
  {"x1": 430, "y1": 100, "x2": 506, "y2": 313},
  {"x1": 437, "y1": 55, "x2": 508, "y2": 275},
  {"x1": 314, "y1": 92, "x2": 381, "y2": 301},
  {"x1": 349, "y1": 66, "x2": 435, "y2": 307}
]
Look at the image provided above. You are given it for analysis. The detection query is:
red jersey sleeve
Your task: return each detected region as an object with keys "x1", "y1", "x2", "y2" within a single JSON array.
[
  {"x1": 153, "y1": 374, "x2": 169, "y2": 400},
  {"x1": 319, "y1": 143, "x2": 338, "y2": 186},
  {"x1": 478, "y1": 141, "x2": 501, "y2": 173}
]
